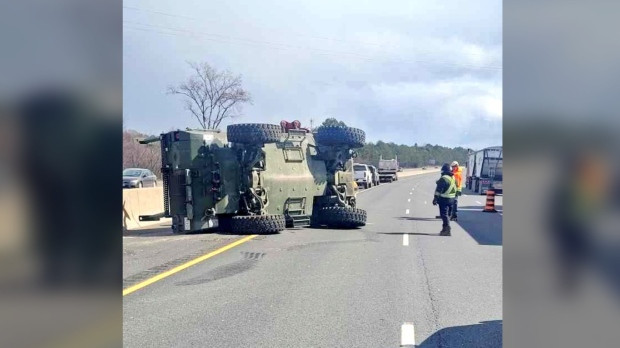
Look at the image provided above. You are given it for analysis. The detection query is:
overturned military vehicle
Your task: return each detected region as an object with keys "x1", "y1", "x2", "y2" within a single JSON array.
[{"x1": 139, "y1": 121, "x2": 367, "y2": 234}]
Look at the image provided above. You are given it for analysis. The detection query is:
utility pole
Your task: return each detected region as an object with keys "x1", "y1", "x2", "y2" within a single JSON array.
[{"x1": 310, "y1": 118, "x2": 314, "y2": 131}]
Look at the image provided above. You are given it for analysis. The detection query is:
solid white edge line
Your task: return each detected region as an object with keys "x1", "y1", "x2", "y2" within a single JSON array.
[
  {"x1": 357, "y1": 181, "x2": 391, "y2": 194},
  {"x1": 357, "y1": 186, "x2": 376, "y2": 194},
  {"x1": 401, "y1": 322, "x2": 415, "y2": 346},
  {"x1": 403, "y1": 234, "x2": 409, "y2": 246}
]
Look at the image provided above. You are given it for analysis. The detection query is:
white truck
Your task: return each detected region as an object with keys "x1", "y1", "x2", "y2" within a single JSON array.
[
  {"x1": 353, "y1": 163, "x2": 373, "y2": 189},
  {"x1": 465, "y1": 146, "x2": 503, "y2": 195}
]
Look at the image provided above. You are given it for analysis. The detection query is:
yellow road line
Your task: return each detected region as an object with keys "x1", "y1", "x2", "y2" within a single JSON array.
[{"x1": 123, "y1": 234, "x2": 257, "y2": 296}]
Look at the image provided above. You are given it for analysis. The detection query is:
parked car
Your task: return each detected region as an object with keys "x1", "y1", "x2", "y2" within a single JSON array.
[
  {"x1": 123, "y1": 168, "x2": 157, "y2": 188},
  {"x1": 353, "y1": 164, "x2": 373, "y2": 189},
  {"x1": 368, "y1": 165, "x2": 380, "y2": 186}
]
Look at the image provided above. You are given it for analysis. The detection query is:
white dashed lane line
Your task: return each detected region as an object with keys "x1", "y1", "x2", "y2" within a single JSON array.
[
  {"x1": 403, "y1": 234, "x2": 409, "y2": 246},
  {"x1": 401, "y1": 322, "x2": 415, "y2": 346},
  {"x1": 408, "y1": 198, "x2": 411, "y2": 203},
  {"x1": 405, "y1": 209, "x2": 410, "y2": 215}
]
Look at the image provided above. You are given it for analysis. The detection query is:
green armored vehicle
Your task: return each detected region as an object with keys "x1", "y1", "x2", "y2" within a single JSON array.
[{"x1": 139, "y1": 121, "x2": 366, "y2": 234}]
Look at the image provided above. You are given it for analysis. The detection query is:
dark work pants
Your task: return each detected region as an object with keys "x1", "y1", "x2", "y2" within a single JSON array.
[
  {"x1": 437, "y1": 197, "x2": 455, "y2": 227},
  {"x1": 450, "y1": 196, "x2": 458, "y2": 218}
]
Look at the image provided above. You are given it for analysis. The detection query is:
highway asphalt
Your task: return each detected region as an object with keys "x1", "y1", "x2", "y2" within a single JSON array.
[{"x1": 123, "y1": 172, "x2": 502, "y2": 347}]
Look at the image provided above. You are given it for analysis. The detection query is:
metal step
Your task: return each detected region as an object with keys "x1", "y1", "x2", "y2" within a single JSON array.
[{"x1": 289, "y1": 214, "x2": 311, "y2": 227}]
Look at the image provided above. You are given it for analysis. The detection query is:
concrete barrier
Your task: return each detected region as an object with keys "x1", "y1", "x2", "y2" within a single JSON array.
[
  {"x1": 122, "y1": 187, "x2": 170, "y2": 231},
  {"x1": 398, "y1": 168, "x2": 441, "y2": 178},
  {"x1": 397, "y1": 167, "x2": 467, "y2": 178}
]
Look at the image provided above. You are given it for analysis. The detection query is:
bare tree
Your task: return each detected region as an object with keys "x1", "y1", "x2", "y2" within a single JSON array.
[
  {"x1": 123, "y1": 129, "x2": 161, "y2": 176},
  {"x1": 167, "y1": 61, "x2": 252, "y2": 129}
]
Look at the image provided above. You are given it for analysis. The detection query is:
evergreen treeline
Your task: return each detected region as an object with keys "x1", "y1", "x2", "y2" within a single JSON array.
[
  {"x1": 355, "y1": 141, "x2": 469, "y2": 168},
  {"x1": 318, "y1": 118, "x2": 469, "y2": 168}
]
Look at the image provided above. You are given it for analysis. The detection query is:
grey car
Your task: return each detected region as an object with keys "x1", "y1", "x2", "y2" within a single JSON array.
[{"x1": 123, "y1": 168, "x2": 157, "y2": 188}]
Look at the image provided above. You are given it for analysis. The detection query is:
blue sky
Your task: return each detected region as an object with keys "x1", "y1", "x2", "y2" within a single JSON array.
[{"x1": 123, "y1": 0, "x2": 502, "y2": 150}]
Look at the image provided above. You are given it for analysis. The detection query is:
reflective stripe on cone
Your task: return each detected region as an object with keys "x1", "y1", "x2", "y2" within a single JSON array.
[{"x1": 483, "y1": 190, "x2": 497, "y2": 213}]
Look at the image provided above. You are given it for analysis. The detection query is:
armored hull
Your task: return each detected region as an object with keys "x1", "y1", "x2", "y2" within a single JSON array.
[{"x1": 141, "y1": 123, "x2": 367, "y2": 234}]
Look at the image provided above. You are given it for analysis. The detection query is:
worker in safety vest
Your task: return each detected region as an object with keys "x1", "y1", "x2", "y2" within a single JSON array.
[
  {"x1": 432, "y1": 163, "x2": 457, "y2": 236},
  {"x1": 450, "y1": 161, "x2": 463, "y2": 221}
]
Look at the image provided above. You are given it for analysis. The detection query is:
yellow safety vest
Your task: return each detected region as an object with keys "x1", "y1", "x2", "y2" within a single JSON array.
[{"x1": 438, "y1": 175, "x2": 457, "y2": 198}]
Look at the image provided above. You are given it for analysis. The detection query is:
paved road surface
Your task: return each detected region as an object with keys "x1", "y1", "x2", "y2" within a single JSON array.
[{"x1": 123, "y1": 172, "x2": 502, "y2": 347}]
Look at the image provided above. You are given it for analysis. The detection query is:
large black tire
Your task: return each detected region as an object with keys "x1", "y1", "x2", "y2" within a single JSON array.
[
  {"x1": 315, "y1": 206, "x2": 367, "y2": 229},
  {"x1": 315, "y1": 126, "x2": 365, "y2": 148},
  {"x1": 231, "y1": 214, "x2": 286, "y2": 234},
  {"x1": 216, "y1": 214, "x2": 234, "y2": 233},
  {"x1": 227, "y1": 123, "x2": 282, "y2": 144}
]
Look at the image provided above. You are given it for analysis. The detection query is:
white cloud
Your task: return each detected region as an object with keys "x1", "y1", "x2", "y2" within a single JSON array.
[
  {"x1": 480, "y1": 95, "x2": 503, "y2": 119},
  {"x1": 123, "y1": 0, "x2": 502, "y2": 148}
]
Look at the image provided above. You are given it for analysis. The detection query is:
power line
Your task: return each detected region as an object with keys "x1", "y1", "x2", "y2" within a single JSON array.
[
  {"x1": 123, "y1": 21, "x2": 502, "y2": 71},
  {"x1": 124, "y1": 5, "x2": 200, "y2": 21},
  {"x1": 123, "y1": 5, "x2": 410, "y2": 51},
  {"x1": 123, "y1": 5, "x2": 499, "y2": 61},
  {"x1": 124, "y1": 23, "x2": 500, "y2": 71}
]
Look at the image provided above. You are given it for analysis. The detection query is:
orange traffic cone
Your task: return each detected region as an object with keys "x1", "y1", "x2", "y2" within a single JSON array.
[{"x1": 482, "y1": 189, "x2": 497, "y2": 213}]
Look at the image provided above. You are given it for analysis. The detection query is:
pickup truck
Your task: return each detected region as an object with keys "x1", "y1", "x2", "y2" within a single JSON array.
[{"x1": 353, "y1": 164, "x2": 373, "y2": 189}]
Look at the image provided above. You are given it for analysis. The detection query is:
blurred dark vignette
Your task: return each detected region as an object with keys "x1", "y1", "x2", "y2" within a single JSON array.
[
  {"x1": 505, "y1": 0, "x2": 620, "y2": 347},
  {"x1": 0, "y1": 1, "x2": 121, "y2": 347}
]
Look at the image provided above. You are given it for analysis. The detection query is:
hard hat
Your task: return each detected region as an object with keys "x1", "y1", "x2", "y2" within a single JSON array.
[{"x1": 451, "y1": 161, "x2": 459, "y2": 167}]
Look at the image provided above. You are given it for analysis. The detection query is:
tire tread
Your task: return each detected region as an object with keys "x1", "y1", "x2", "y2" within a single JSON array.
[
  {"x1": 227, "y1": 123, "x2": 282, "y2": 144},
  {"x1": 231, "y1": 214, "x2": 286, "y2": 234},
  {"x1": 315, "y1": 206, "x2": 367, "y2": 228},
  {"x1": 315, "y1": 126, "x2": 365, "y2": 148}
]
